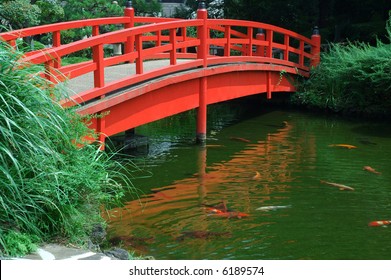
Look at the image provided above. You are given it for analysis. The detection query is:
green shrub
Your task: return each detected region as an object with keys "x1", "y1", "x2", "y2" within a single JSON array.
[
  {"x1": 293, "y1": 12, "x2": 391, "y2": 116},
  {"x1": 0, "y1": 42, "x2": 138, "y2": 257}
]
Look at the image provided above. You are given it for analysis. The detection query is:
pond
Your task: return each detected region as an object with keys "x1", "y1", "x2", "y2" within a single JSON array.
[{"x1": 103, "y1": 97, "x2": 391, "y2": 260}]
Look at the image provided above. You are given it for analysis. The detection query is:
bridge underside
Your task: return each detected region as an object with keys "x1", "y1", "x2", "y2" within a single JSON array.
[{"x1": 78, "y1": 63, "x2": 297, "y2": 138}]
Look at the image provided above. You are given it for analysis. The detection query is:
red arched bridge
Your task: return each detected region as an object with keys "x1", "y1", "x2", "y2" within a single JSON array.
[{"x1": 0, "y1": 2, "x2": 320, "y2": 145}]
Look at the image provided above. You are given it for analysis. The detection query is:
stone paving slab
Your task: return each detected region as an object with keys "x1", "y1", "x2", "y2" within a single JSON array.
[{"x1": 21, "y1": 244, "x2": 114, "y2": 260}]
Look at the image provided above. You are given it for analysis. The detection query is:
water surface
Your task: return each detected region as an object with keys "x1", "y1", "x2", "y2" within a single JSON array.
[{"x1": 104, "y1": 103, "x2": 391, "y2": 260}]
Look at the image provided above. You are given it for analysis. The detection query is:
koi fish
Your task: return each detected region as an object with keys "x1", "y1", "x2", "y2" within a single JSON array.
[
  {"x1": 202, "y1": 201, "x2": 228, "y2": 212},
  {"x1": 363, "y1": 166, "x2": 381, "y2": 175},
  {"x1": 368, "y1": 220, "x2": 391, "y2": 227},
  {"x1": 320, "y1": 180, "x2": 355, "y2": 191},
  {"x1": 256, "y1": 205, "x2": 292, "y2": 211},
  {"x1": 203, "y1": 201, "x2": 249, "y2": 219},
  {"x1": 213, "y1": 211, "x2": 250, "y2": 219},
  {"x1": 230, "y1": 137, "x2": 251, "y2": 143},
  {"x1": 252, "y1": 171, "x2": 261, "y2": 180},
  {"x1": 328, "y1": 144, "x2": 357, "y2": 149}
]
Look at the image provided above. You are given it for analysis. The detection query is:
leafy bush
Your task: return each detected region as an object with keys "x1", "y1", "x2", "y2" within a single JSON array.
[
  {"x1": 0, "y1": 42, "x2": 138, "y2": 257},
  {"x1": 293, "y1": 12, "x2": 391, "y2": 116}
]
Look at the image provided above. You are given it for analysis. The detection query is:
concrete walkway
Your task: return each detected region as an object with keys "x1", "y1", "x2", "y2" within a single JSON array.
[
  {"x1": 21, "y1": 244, "x2": 125, "y2": 260},
  {"x1": 67, "y1": 59, "x2": 193, "y2": 94}
]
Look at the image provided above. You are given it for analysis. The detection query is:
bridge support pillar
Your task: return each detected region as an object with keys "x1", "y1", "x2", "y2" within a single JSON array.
[
  {"x1": 196, "y1": 76, "x2": 207, "y2": 144},
  {"x1": 196, "y1": 1, "x2": 208, "y2": 145},
  {"x1": 97, "y1": 116, "x2": 106, "y2": 150}
]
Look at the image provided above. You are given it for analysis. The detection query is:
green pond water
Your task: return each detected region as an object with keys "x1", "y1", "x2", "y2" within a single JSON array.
[{"x1": 105, "y1": 97, "x2": 391, "y2": 260}]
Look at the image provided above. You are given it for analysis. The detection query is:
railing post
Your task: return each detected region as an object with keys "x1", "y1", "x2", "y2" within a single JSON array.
[
  {"x1": 170, "y1": 29, "x2": 177, "y2": 65},
  {"x1": 311, "y1": 26, "x2": 321, "y2": 67},
  {"x1": 92, "y1": 25, "x2": 104, "y2": 88},
  {"x1": 283, "y1": 34, "x2": 289, "y2": 61},
  {"x1": 197, "y1": 1, "x2": 208, "y2": 67},
  {"x1": 255, "y1": 28, "x2": 265, "y2": 56},
  {"x1": 196, "y1": 1, "x2": 208, "y2": 144},
  {"x1": 135, "y1": 34, "x2": 143, "y2": 74},
  {"x1": 247, "y1": 27, "x2": 253, "y2": 56},
  {"x1": 224, "y1": 25, "x2": 231, "y2": 57},
  {"x1": 124, "y1": 1, "x2": 135, "y2": 63},
  {"x1": 53, "y1": 31, "x2": 61, "y2": 68},
  {"x1": 266, "y1": 29, "x2": 273, "y2": 58}
]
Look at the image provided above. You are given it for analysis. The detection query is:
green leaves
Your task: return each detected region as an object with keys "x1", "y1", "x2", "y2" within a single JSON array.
[
  {"x1": 293, "y1": 14, "x2": 391, "y2": 116},
  {"x1": 0, "y1": 42, "x2": 139, "y2": 257},
  {"x1": 0, "y1": 0, "x2": 41, "y2": 30}
]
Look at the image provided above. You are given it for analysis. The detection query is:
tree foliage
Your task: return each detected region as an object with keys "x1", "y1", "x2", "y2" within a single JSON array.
[
  {"x1": 35, "y1": 0, "x2": 64, "y2": 25},
  {"x1": 63, "y1": 0, "x2": 123, "y2": 21},
  {"x1": 0, "y1": 0, "x2": 41, "y2": 30},
  {"x1": 177, "y1": 0, "x2": 391, "y2": 43}
]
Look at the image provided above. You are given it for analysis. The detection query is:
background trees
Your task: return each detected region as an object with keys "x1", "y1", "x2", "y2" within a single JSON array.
[
  {"x1": 1, "y1": 0, "x2": 389, "y2": 43},
  {"x1": 178, "y1": 0, "x2": 391, "y2": 43}
]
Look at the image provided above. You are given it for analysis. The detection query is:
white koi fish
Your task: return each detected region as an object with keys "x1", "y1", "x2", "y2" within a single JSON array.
[{"x1": 256, "y1": 205, "x2": 292, "y2": 211}]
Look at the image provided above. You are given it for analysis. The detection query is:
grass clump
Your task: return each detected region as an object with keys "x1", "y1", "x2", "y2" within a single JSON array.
[
  {"x1": 293, "y1": 12, "x2": 391, "y2": 116},
  {"x1": 0, "y1": 41, "x2": 137, "y2": 257}
]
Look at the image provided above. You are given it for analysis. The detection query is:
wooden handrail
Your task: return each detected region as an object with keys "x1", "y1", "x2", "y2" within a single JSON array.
[{"x1": 0, "y1": 15, "x2": 320, "y2": 109}]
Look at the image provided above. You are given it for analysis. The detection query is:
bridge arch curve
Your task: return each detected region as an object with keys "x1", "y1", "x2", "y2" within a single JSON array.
[
  {"x1": 0, "y1": 3, "x2": 321, "y2": 145},
  {"x1": 81, "y1": 62, "x2": 297, "y2": 138}
]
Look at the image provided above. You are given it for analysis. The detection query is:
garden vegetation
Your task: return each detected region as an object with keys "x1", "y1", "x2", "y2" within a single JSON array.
[
  {"x1": 0, "y1": 42, "x2": 138, "y2": 257},
  {"x1": 293, "y1": 12, "x2": 391, "y2": 117}
]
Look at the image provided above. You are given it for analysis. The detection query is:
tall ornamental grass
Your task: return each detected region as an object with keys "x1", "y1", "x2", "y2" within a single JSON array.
[
  {"x1": 293, "y1": 12, "x2": 391, "y2": 116},
  {"x1": 0, "y1": 42, "x2": 138, "y2": 257}
]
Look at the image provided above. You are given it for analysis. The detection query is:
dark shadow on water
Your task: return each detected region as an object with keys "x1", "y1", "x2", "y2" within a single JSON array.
[{"x1": 351, "y1": 124, "x2": 391, "y2": 138}]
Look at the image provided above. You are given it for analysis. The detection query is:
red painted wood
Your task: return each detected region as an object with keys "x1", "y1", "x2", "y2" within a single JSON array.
[
  {"x1": 0, "y1": 14, "x2": 320, "y2": 142},
  {"x1": 311, "y1": 33, "x2": 321, "y2": 67}
]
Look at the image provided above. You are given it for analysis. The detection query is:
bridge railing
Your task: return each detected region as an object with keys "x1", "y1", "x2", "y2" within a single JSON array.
[{"x1": 0, "y1": 5, "x2": 320, "y2": 109}]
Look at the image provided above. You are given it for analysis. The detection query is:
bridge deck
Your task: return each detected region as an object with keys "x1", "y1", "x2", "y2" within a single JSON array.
[{"x1": 66, "y1": 59, "x2": 193, "y2": 94}]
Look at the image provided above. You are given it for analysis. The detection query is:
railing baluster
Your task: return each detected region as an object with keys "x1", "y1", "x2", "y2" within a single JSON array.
[
  {"x1": 224, "y1": 25, "x2": 231, "y2": 57},
  {"x1": 44, "y1": 60, "x2": 55, "y2": 84},
  {"x1": 284, "y1": 34, "x2": 289, "y2": 61},
  {"x1": 53, "y1": 31, "x2": 61, "y2": 68},
  {"x1": 180, "y1": 27, "x2": 186, "y2": 53},
  {"x1": 170, "y1": 29, "x2": 177, "y2": 65},
  {"x1": 135, "y1": 34, "x2": 143, "y2": 74},
  {"x1": 157, "y1": 30, "x2": 162, "y2": 47},
  {"x1": 299, "y1": 40, "x2": 305, "y2": 66},
  {"x1": 92, "y1": 43, "x2": 104, "y2": 88},
  {"x1": 248, "y1": 27, "x2": 253, "y2": 56},
  {"x1": 92, "y1": 25, "x2": 99, "y2": 36},
  {"x1": 256, "y1": 29, "x2": 265, "y2": 57},
  {"x1": 266, "y1": 30, "x2": 273, "y2": 58}
]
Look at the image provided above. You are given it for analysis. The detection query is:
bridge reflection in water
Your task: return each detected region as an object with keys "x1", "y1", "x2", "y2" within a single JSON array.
[{"x1": 102, "y1": 113, "x2": 317, "y2": 258}]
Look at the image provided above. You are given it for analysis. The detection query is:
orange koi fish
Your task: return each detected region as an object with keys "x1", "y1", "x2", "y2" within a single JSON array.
[
  {"x1": 203, "y1": 201, "x2": 249, "y2": 219},
  {"x1": 363, "y1": 166, "x2": 381, "y2": 175},
  {"x1": 202, "y1": 201, "x2": 227, "y2": 213},
  {"x1": 230, "y1": 137, "x2": 251, "y2": 143},
  {"x1": 368, "y1": 220, "x2": 391, "y2": 227},
  {"x1": 320, "y1": 180, "x2": 355, "y2": 191},
  {"x1": 328, "y1": 144, "x2": 357, "y2": 149},
  {"x1": 215, "y1": 211, "x2": 250, "y2": 219},
  {"x1": 252, "y1": 171, "x2": 261, "y2": 180}
]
